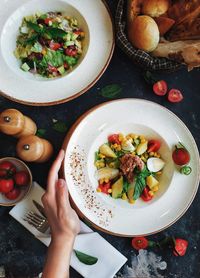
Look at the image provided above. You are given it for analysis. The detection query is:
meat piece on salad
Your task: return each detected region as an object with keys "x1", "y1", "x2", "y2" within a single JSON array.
[{"x1": 120, "y1": 154, "x2": 144, "y2": 183}]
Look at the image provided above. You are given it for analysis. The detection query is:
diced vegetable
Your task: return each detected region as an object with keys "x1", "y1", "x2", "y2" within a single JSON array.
[
  {"x1": 21, "y1": 62, "x2": 30, "y2": 72},
  {"x1": 146, "y1": 175, "x2": 159, "y2": 190},
  {"x1": 112, "y1": 176, "x2": 123, "y2": 198},
  {"x1": 99, "y1": 144, "x2": 117, "y2": 158},
  {"x1": 136, "y1": 141, "x2": 148, "y2": 155},
  {"x1": 96, "y1": 167, "x2": 119, "y2": 181}
]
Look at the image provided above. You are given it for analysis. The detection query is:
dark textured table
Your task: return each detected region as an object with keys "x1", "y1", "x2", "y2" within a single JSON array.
[{"x1": 0, "y1": 1, "x2": 200, "y2": 277}]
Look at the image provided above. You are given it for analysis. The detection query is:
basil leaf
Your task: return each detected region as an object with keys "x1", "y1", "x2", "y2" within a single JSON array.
[
  {"x1": 74, "y1": 250, "x2": 98, "y2": 265},
  {"x1": 26, "y1": 21, "x2": 43, "y2": 33},
  {"x1": 52, "y1": 121, "x2": 68, "y2": 133},
  {"x1": 133, "y1": 167, "x2": 151, "y2": 200},
  {"x1": 45, "y1": 27, "x2": 67, "y2": 39},
  {"x1": 123, "y1": 180, "x2": 130, "y2": 193},
  {"x1": 36, "y1": 129, "x2": 46, "y2": 138},
  {"x1": 143, "y1": 71, "x2": 157, "y2": 85},
  {"x1": 100, "y1": 84, "x2": 122, "y2": 98}
]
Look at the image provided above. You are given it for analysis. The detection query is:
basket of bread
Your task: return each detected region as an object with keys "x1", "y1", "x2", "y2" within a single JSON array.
[{"x1": 116, "y1": 0, "x2": 200, "y2": 71}]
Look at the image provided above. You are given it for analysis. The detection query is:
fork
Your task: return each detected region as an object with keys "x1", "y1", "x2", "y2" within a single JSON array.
[{"x1": 23, "y1": 211, "x2": 49, "y2": 233}]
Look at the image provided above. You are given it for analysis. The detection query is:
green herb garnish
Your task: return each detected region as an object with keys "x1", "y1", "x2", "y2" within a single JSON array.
[
  {"x1": 100, "y1": 84, "x2": 122, "y2": 98},
  {"x1": 74, "y1": 250, "x2": 98, "y2": 265},
  {"x1": 52, "y1": 121, "x2": 68, "y2": 133},
  {"x1": 180, "y1": 166, "x2": 192, "y2": 175},
  {"x1": 133, "y1": 167, "x2": 151, "y2": 200}
]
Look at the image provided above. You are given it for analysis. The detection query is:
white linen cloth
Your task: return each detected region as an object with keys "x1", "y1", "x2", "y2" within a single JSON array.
[{"x1": 9, "y1": 182, "x2": 127, "y2": 278}]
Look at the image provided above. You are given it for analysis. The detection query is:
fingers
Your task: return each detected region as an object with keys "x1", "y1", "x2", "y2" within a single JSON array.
[
  {"x1": 56, "y1": 179, "x2": 70, "y2": 210},
  {"x1": 47, "y1": 149, "x2": 65, "y2": 194}
]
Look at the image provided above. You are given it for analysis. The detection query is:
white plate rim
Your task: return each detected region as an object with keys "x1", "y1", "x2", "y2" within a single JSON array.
[
  {"x1": 62, "y1": 98, "x2": 200, "y2": 236},
  {"x1": 0, "y1": 0, "x2": 114, "y2": 106}
]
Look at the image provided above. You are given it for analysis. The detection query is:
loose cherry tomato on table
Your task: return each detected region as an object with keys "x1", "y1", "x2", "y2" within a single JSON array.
[
  {"x1": 98, "y1": 182, "x2": 111, "y2": 194},
  {"x1": 5, "y1": 188, "x2": 21, "y2": 200},
  {"x1": 0, "y1": 178, "x2": 14, "y2": 193},
  {"x1": 132, "y1": 237, "x2": 149, "y2": 250},
  {"x1": 172, "y1": 143, "x2": 190, "y2": 166},
  {"x1": 49, "y1": 41, "x2": 61, "y2": 51},
  {"x1": 153, "y1": 80, "x2": 168, "y2": 96},
  {"x1": 147, "y1": 139, "x2": 161, "y2": 152},
  {"x1": 14, "y1": 171, "x2": 29, "y2": 186},
  {"x1": 65, "y1": 46, "x2": 78, "y2": 57},
  {"x1": 141, "y1": 187, "x2": 153, "y2": 202},
  {"x1": 0, "y1": 161, "x2": 16, "y2": 177},
  {"x1": 108, "y1": 134, "x2": 121, "y2": 145},
  {"x1": 173, "y1": 238, "x2": 188, "y2": 256},
  {"x1": 168, "y1": 89, "x2": 183, "y2": 103}
]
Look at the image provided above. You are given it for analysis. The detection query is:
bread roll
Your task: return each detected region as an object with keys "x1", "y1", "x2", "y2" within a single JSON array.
[
  {"x1": 128, "y1": 15, "x2": 160, "y2": 52},
  {"x1": 142, "y1": 0, "x2": 170, "y2": 17}
]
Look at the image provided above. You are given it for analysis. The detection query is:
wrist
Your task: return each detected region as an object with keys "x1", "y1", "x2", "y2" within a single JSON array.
[{"x1": 51, "y1": 233, "x2": 75, "y2": 249}]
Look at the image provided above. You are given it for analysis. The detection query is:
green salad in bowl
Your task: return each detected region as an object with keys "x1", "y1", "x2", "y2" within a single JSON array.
[{"x1": 14, "y1": 12, "x2": 85, "y2": 78}]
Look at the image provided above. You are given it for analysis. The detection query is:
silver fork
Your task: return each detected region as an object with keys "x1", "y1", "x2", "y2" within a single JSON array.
[{"x1": 23, "y1": 211, "x2": 49, "y2": 233}]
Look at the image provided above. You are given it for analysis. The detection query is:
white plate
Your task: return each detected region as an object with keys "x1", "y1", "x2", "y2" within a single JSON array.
[
  {"x1": 0, "y1": 0, "x2": 114, "y2": 106},
  {"x1": 63, "y1": 99, "x2": 200, "y2": 236}
]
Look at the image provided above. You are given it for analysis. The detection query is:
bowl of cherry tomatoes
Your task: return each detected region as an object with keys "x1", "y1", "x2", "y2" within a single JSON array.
[{"x1": 0, "y1": 157, "x2": 32, "y2": 206}]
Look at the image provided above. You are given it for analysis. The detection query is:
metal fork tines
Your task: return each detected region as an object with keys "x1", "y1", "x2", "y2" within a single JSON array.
[{"x1": 23, "y1": 211, "x2": 49, "y2": 233}]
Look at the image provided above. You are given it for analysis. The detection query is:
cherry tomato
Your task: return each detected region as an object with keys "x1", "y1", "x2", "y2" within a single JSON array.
[
  {"x1": 173, "y1": 238, "x2": 188, "y2": 256},
  {"x1": 44, "y1": 18, "x2": 52, "y2": 25},
  {"x1": 0, "y1": 169, "x2": 7, "y2": 178},
  {"x1": 5, "y1": 188, "x2": 21, "y2": 200},
  {"x1": 141, "y1": 187, "x2": 153, "y2": 202},
  {"x1": 99, "y1": 182, "x2": 111, "y2": 194},
  {"x1": 172, "y1": 144, "x2": 190, "y2": 165},
  {"x1": 0, "y1": 161, "x2": 16, "y2": 177},
  {"x1": 14, "y1": 171, "x2": 29, "y2": 186},
  {"x1": 153, "y1": 80, "x2": 168, "y2": 96},
  {"x1": 65, "y1": 46, "x2": 78, "y2": 57},
  {"x1": 147, "y1": 140, "x2": 161, "y2": 152},
  {"x1": 168, "y1": 89, "x2": 183, "y2": 103},
  {"x1": 132, "y1": 237, "x2": 149, "y2": 250},
  {"x1": 49, "y1": 41, "x2": 61, "y2": 51},
  {"x1": 74, "y1": 30, "x2": 85, "y2": 37},
  {"x1": 0, "y1": 178, "x2": 14, "y2": 193},
  {"x1": 108, "y1": 134, "x2": 120, "y2": 145}
]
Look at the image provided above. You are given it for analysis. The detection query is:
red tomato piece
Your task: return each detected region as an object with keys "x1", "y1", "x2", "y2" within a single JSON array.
[
  {"x1": 0, "y1": 169, "x2": 7, "y2": 178},
  {"x1": 173, "y1": 238, "x2": 188, "y2": 256},
  {"x1": 141, "y1": 187, "x2": 153, "y2": 202},
  {"x1": 0, "y1": 161, "x2": 16, "y2": 176},
  {"x1": 147, "y1": 139, "x2": 161, "y2": 152},
  {"x1": 99, "y1": 182, "x2": 111, "y2": 194},
  {"x1": 132, "y1": 237, "x2": 149, "y2": 250},
  {"x1": 5, "y1": 188, "x2": 21, "y2": 200},
  {"x1": 44, "y1": 18, "x2": 52, "y2": 25},
  {"x1": 65, "y1": 47, "x2": 78, "y2": 57},
  {"x1": 48, "y1": 65, "x2": 58, "y2": 73},
  {"x1": 172, "y1": 145, "x2": 190, "y2": 166},
  {"x1": 49, "y1": 41, "x2": 61, "y2": 51},
  {"x1": 153, "y1": 80, "x2": 168, "y2": 96},
  {"x1": 108, "y1": 134, "x2": 120, "y2": 145},
  {"x1": 0, "y1": 178, "x2": 14, "y2": 193},
  {"x1": 14, "y1": 171, "x2": 29, "y2": 186},
  {"x1": 168, "y1": 89, "x2": 183, "y2": 103}
]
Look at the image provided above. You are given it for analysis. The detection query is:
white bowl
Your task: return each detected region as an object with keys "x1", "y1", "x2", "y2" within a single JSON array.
[
  {"x1": 62, "y1": 99, "x2": 200, "y2": 236},
  {"x1": 0, "y1": 157, "x2": 32, "y2": 206},
  {"x1": 0, "y1": 0, "x2": 114, "y2": 105}
]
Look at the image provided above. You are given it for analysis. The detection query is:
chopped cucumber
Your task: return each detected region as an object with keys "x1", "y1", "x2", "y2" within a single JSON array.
[
  {"x1": 21, "y1": 62, "x2": 30, "y2": 72},
  {"x1": 57, "y1": 65, "x2": 65, "y2": 74}
]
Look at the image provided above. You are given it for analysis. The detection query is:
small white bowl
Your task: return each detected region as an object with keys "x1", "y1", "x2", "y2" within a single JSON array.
[{"x1": 0, "y1": 157, "x2": 32, "y2": 206}]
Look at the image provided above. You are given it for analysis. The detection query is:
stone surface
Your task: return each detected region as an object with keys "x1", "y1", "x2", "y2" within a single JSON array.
[{"x1": 0, "y1": 0, "x2": 200, "y2": 277}]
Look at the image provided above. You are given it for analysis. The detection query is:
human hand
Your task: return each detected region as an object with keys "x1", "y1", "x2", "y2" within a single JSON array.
[{"x1": 42, "y1": 149, "x2": 80, "y2": 246}]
